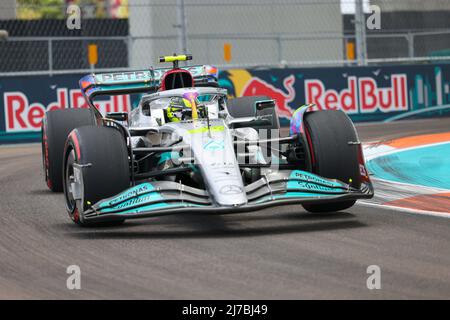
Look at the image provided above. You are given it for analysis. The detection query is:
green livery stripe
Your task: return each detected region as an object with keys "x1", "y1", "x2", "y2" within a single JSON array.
[{"x1": 188, "y1": 125, "x2": 224, "y2": 134}]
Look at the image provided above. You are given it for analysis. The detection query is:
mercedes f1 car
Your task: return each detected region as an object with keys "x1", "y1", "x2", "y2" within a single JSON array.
[{"x1": 41, "y1": 54, "x2": 374, "y2": 226}]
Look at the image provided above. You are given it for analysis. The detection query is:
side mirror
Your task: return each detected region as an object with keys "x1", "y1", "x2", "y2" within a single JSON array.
[
  {"x1": 229, "y1": 116, "x2": 272, "y2": 129},
  {"x1": 106, "y1": 112, "x2": 128, "y2": 122},
  {"x1": 218, "y1": 110, "x2": 229, "y2": 118},
  {"x1": 255, "y1": 99, "x2": 275, "y2": 111}
]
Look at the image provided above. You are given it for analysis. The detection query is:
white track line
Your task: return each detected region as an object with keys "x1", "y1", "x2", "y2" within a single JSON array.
[
  {"x1": 0, "y1": 143, "x2": 40, "y2": 149},
  {"x1": 371, "y1": 177, "x2": 450, "y2": 193},
  {"x1": 357, "y1": 200, "x2": 450, "y2": 219},
  {"x1": 364, "y1": 140, "x2": 450, "y2": 161},
  {"x1": 362, "y1": 140, "x2": 450, "y2": 218}
]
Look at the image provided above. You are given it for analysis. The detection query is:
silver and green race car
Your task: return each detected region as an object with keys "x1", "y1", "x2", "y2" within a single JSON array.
[{"x1": 41, "y1": 54, "x2": 374, "y2": 226}]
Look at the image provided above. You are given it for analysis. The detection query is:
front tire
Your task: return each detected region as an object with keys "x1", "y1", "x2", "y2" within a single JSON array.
[
  {"x1": 63, "y1": 126, "x2": 130, "y2": 226},
  {"x1": 301, "y1": 110, "x2": 361, "y2": 213}
]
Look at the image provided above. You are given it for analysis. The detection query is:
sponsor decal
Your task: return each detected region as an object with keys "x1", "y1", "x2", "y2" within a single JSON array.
[
  {"x1": 219, "y1": 65, "x2": 449, "y2": 124},
  {"x1": 203, "y1": 139, "x2": 225, "y2": 151},
  {"x1": 288, "y1": 179, "x2": 345, "y2": 193},
  {"x1": 187, "y1": 125, "x2": 224, "y2": 134},
  {"x1": 305, "y1": 74, "x2": 408, "y2": 113},
  {"x1": 100, "y1": 183, "x2": 156, "y2": 208},
  {"x1": 289, "y1": 170, "x2": 345, "y2": 188},
  {"x1": 242, "y1": 75, "x2": 296, "y2": 119},
  {"x1": 95, "y1": 71, "x2": 152, "y2": 83},
  {"x1": 1, "y1": 64, "x2": 449, "y2": 143},
  {"x1": 3, "y1": 88, "x2": 130, "y2": 132},
  {"x1": 109, "y1": 192, "x2": 163, "y2": 211}
]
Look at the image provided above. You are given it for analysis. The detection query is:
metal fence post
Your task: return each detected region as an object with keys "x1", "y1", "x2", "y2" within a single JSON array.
[
  {"x1": 407, "y1": 32, "x2": 415, "y2": 58},
  {"x1": 48, "y1": 38, "x2": 53, "y2": 76},
  {"x1": 1, "y1": 31, "x2": 450, "y2": 76},
  {"x1": 126, "y1": 36, "x2": 132, "y2": 68},
  {"x1": 206, "y1": 37, "x2": 210, "y2": 65},
  {"x1": 277, "y1": 35, "x2": 283, "y2": 66},
  {"x1": 355, "y1": 0, "x2": 367, "y2": 66},
  {"x1": 177, "y1": 0, "x2": 188, "y2": 55}
]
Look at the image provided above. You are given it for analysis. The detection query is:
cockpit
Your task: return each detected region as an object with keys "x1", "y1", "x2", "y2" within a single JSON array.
[{"x1": 132, "y1": 87, "x2": 229, "y2": 128}]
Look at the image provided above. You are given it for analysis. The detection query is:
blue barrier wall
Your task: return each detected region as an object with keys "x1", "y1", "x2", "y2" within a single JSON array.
[
  {"x1": 1, "y1": 63, "x2": 449, "y2": 144},
  {"x1": 219, "y1": 63, "x2": 450, "y2": 124}
]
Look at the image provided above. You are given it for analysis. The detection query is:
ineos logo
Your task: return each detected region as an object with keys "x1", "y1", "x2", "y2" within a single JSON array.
[{"x1": 220, "y1": 185, "x2": 243, "y2": 195}]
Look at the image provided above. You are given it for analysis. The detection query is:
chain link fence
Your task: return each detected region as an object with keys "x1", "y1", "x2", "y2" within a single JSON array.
[{"x1": 0, "y1": 0, "x2": 449, "y2": 75}]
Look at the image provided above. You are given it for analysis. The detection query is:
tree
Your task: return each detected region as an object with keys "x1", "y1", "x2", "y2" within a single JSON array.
[{"x1": 17, "y1": 0, "x2": 65, "y2": 19}]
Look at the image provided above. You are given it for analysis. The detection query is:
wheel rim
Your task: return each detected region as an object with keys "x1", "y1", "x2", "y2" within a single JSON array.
[
  {"x1": 64, "y1": 149, "x2": 77, "y2": 214},
  {"x1": 41, "y1": 125, "x2": 51, "y2": 188}
]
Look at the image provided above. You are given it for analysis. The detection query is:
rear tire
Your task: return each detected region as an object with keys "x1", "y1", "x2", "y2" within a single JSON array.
[
  {"x1": 41, "y1": 108, "x2": 96, "y2": 192},
  {"x1": 301, "y1": 110, "x2": 360, "y2": 213},
  {"x1": 63, "y1": 126, "x2": 130, "y2": 226}
]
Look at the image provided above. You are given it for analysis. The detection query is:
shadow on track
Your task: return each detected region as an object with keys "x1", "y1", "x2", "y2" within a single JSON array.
[
  {"x1": 62, "y1": 210, "x2": 367, "y2": 240},
  {"x1": 28, "y1": 189, "x2": 55, "y2": 195}
]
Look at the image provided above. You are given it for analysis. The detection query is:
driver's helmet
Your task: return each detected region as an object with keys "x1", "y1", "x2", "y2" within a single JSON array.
[{"x1": 165, "y1": 97, "x2": 193, "y2": 122}]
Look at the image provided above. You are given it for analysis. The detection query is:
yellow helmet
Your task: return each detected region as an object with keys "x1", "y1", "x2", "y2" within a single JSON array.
[{"x1": 166, "y1": 96, "x2": 199, "y2": 122}]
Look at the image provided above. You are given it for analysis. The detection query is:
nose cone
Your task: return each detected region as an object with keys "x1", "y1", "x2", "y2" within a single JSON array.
[
  {"x1": 188, "y1": 120, "x2": 247, "y2": 207},
  {"x1": 207, "y1": 175, "x2": 248, "y2": 207}
]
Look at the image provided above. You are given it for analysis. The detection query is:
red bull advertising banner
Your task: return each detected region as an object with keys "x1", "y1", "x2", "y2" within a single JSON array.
[
  {"x1": 0, "y1": 73, "x2": 133, "y2": 143},
  {"x1": 219, "y1": 64, "x2": 450, "y2": 124},
  {"x1": 1, "y1": 63, "x2": 449, "y2": 143}
]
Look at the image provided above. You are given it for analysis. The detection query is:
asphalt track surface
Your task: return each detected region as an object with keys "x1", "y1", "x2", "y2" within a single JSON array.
[{"x1": 1, "y1": 118, "x2": 450, "y2": 299}]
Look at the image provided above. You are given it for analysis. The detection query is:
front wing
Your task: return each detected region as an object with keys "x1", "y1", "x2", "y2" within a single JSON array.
[{"x1": 83, "y1": 170, "x2": 374, "y2": 222}]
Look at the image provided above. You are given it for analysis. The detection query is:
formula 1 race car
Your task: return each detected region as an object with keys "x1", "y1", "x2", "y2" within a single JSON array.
[{"x1": 41, "y1": 54, "x2": 374, "y2": 226}]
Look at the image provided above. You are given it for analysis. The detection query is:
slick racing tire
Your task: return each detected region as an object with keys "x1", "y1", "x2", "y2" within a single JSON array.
[
  {"x1": 63, "y1": 126, "x2": 130, "y2": 226},
  {"x1": 227, "y1": 95, "x2": 280, "y2": 137},
  {"x1": 42, "y1": 108, "x2": 96, "y2": 192},
  {"x1": 302, "y1": 110, "x2": 361, "y2": 213}
]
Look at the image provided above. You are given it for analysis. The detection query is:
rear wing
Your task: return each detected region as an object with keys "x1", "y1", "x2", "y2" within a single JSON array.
[{"x1": 79, "y1": 65, "x2": 219, "y2": 103}]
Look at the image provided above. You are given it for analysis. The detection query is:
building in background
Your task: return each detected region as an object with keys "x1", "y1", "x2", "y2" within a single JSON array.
[
  {"x1": 0, "y1": 0, "x2": 16, "y2": 19},
  {"x1": 0, "y1": 0, "x2": 449, "y2": 73},
  {"x1": 371, "y1": 0, "x2": 450, "y2": 11},
  {"x1": 129, "y1": 0, "x2": 344, "y2": 68},
  {"x1": 343, "y1": 0, "x2": 450, "y2": 60}
]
